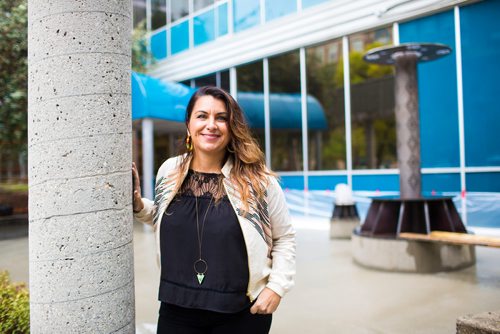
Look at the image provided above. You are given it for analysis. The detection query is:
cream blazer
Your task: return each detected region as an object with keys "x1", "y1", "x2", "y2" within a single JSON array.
[{"x1": 134, "y1": 155, "x2": 296, "y2": 301}]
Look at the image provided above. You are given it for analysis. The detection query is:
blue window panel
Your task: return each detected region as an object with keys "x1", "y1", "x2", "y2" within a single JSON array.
[
  {"x1": 194, "y1": 9, "x2": 215, "y2": 46},
  {"x1": 466, "y1": 173, "x2": 500, "y2": 192},
  {"x1": 265, "y1": 0, "x2": 296, "y2": 22},
  {"x1": 302, "y1": 0, "x2": 329, "y2": 9},
  {"x1": 171, "y1": 21, "x2": 189, "y2": 55},
  {"x1": 421, "y1": 173, "x2": 460, "y2": 193},
  {"x1": 217, "y1": 3, "x2": 228, "y2": 37},
  {"x1": 352, "y1": 174, "x2": 399, "y2": 192},
  {"x1": 400, "y1": 10, "x2": 460, "y2": 168},
  {"x1": 461, "y1": 1, "x2": 500, "y2": 166},
  {"x1": 233, "y1": 0, "x2": 260, "y2": 33},
  {"x1": 279, "y1": 175, "x2": 304, "y2": 190},
  {"x1": 150, "y1": 30, "x2": 167, "y2": 60},
  {"x1": 308, "y1": 175, "x2": 348, "y2": 191}
]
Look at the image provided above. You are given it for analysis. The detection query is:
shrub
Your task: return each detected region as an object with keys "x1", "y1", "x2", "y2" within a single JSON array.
[{"x1": 0, "y1": 271, "x2": 29, "y2": 333}]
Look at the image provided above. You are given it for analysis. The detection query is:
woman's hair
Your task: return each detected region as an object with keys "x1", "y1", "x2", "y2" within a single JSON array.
[{"x1": 176, "y1": 86, "x2": 272, "y2": 209}]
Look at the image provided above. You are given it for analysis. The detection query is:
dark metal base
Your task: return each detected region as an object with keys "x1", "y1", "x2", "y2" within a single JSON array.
[
  {"x1": 360, "y1": 196, "x2": 466, "y2": 237},
  {"x1": 331, "y1": 204, "x2": 359, "y2": 220}
]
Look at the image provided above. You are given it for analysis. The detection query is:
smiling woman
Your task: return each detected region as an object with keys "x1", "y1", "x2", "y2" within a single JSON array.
[{"x1": 132, "y1": 86, "x2": 296, "y2": 334}]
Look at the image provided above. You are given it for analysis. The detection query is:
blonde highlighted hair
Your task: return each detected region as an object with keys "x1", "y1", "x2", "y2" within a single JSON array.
[{"x1": 177, "y1": 86, "x2": 273, "y2": 209}]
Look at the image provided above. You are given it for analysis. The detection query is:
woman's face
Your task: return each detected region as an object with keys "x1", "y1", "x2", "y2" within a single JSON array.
[{"x1": 188, "y1": 95, "x2": 231, "y2": 158}]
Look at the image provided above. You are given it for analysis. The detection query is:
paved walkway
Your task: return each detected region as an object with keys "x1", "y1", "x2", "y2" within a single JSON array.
[{"x1": 1, "y1": 217, "x2": 499, "y2": 333}]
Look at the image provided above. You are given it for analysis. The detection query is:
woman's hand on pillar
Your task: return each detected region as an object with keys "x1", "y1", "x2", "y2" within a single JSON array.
[{"x1": 132, "y1": 162, "x2": 144, "y2": 213}]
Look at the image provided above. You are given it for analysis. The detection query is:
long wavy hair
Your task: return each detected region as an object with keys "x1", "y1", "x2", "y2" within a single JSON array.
[{"x1": 176, "y1": 86, "x2": 272, "y2": 209}]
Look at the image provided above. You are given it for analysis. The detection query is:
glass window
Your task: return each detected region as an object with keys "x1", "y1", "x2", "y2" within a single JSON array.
[
  {"x1": 172, "y1": 0, "x2": 190, "y2": 22},
  {"x1": 233, "y1": 0, "x2": 260, "y2": 33},
  {"x1": 194, "y1": 73, "x2": 217, "y2": 87},
  {"x1": 399, "y1": 10, "x2": 459, "y2": 168},
  {"x1": 194, "y1": 0, "x2": 214, "y2": 12},
  {"x1": 219, "y1": 70, "x2": 230, "y2": 92},
  {"x1": 269, "y1": 51, "x2": 303, "y2": 171},
  {"x1": 265, "y1": 0, "x2": 296, "y2": 22},
  {"x1": 306, "y1": 39, "x2": 346, "y2": 171},
  {"x1": 217, "y1": 3, "x2": 228, "y2": 38},
  {"x1": 151, "y1": 0, "x2": 167, "y2": 30},
  {"x1": 150, "y1": 30, "x2": 167, "y2": 60},
  {"x1": 302, "y1": 0, "x2": 329, "y2": 10},
  {"x1": 194, "y1": 9, "x2": 215, "y2": 46},
  {"x1": 461, "y1": 0, "x2": 500, "y2": 167},
  {"x1": 349, "y1": 28, "x2": 396, "y2": 170},
  {"x1": 236, "y1": 61, "x2": 265, "y2": 153},
  {"x1": 133, "y1": 0, "x2": 147, "y2": 28},
  {"x1": 171, "y1": 21, "x2": 189, "y2": 54}
]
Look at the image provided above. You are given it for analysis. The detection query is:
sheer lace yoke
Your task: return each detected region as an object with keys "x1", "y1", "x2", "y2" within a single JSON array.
[{"x1": 179, "y1": 169, "x2": 227, "y2": 200}]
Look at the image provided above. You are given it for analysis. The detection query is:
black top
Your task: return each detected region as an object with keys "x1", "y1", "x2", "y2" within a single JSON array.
[{"x1": 159, "y1": 170, "x2": 251, "y2": 313}]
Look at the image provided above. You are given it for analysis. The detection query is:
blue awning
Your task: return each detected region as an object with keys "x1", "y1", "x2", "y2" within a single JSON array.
[{"x1": 132, "y1": 72, "x2": 327, "y2": 130}]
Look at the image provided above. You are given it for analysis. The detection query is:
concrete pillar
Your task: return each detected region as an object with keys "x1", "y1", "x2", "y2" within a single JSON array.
[
  {"x1": 28, "y1": 1, "x2": 135, "y2": 332},
  {"x1": 394, "y1": 53, "x2": 421, "y2": 198}
]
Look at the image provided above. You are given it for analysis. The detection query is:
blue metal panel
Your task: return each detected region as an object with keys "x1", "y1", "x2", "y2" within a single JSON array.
[
  {"x1": 421, "y1": 173, "x2": 460, "y2": 193},
  {"x1": 279, "y1": 175, "x2": 305, "y2": 190},
  {"x1": 150, "y1": 29, "x2": 167, "y2": 60},
  {"x1": 352, "y1": 174, "x2": 399, "y2": 191},
  {"x1": 194, "y1": 9, "x2": 215, "y2": 46},
  {"x1": 399, "y1": 10, "x2": 460, "y2": 168},
  {"x1": 233, "y1": 0, "x2": 260, "y2": 33},
  {"x1": 171, "y1": 20, "x2": 189, "y2": 55},
  {"x1": 302, "y1": 0, "x2": 329, "y2": 9},
  {"x1": 466, "y1": 173, "x2": 500, "y2": 192},
  {"x1": 265, "y1": 0, "x2": 296, "y2": 22},
  {"x1": 460, "y1": 0, "x2": 500, "y2": 166},
  {"x1": 308, "y1": 175, "x2": 348, "y2": 191},
  {"x1": 217, "y1": 3, "x2": 228, "y2": 37}
]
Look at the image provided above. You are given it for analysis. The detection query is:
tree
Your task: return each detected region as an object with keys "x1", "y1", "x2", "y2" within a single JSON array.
[{"x1": 0, "y1": 0, "x2": 27, "y2": 181}]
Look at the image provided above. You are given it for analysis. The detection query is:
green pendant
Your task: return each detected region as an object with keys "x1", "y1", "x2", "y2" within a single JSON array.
[{"x1": 197, "y1": 273, "x2": 205, "y2": 284}]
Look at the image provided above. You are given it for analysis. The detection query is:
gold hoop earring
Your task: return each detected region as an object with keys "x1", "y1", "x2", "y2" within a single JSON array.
[
  {"x1": 227, "y1": 143, "x2": 235, "y2": 153},
  {"x1": 186, "y1": 135, "x2": 193, "y2": 152}
]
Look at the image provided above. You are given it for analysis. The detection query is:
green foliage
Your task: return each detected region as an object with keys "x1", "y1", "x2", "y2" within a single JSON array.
[
  {"x1": 334, "y1": 42, "x2": 393, "y2": 87},
  {"x1": 132, "y1": 20, "x2": 155, "y2": 73},
  {"x1": 0, "y1": 271, "x2": 30, "y2": 334},
  {"x1": 0, "y1": 0, "x2": 28, "y2": 178}
]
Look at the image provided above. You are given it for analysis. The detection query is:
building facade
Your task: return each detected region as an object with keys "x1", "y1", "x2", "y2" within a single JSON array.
[{"x1": 133, "y1": 0, "x2": 500, "y2": 196}]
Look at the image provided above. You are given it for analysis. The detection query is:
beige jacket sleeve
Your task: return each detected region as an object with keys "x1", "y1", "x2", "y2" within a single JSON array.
[{"x1": 265, "y1": 176, "x2": 296, "y2": 297}]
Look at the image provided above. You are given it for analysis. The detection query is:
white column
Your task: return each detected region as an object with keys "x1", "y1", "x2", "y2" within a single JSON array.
[
  {"x1": 28, "y1": 0, "x2": 135, "y2": 331},
  {"x1": 454, "y1": 6, "x2": 467, "y2": 224},
  {"x1": 263, "y1": 58, "x2": 271, "y2": 168},
  {"x1": 343, "y1": 36, "x2": 353, "y2": 188},
  {"x1": 142, "y1": 118, "x2": 155, "y2": 200},
  {"x1": 300, "y1": 48, "x2": 309, "y2": 191}
]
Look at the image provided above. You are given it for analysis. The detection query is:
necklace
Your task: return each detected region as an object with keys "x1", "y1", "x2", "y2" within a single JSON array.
[{"x1": 194, "y1": 194, "x2": 213, "y2": 284}]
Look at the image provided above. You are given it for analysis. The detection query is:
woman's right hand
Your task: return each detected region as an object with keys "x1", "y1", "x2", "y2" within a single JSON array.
[{"x1": 132, "y1": 162, "x2": 144, "y2": 213}]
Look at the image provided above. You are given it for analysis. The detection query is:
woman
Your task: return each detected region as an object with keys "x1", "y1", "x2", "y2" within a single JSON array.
[{"x1": 132, "y1": 86, "x2": 296, "y2": 333}]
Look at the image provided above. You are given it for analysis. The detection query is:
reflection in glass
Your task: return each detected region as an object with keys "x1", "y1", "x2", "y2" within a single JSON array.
[
  {"x1": 194, "y1": 73, "x2": 216, "y2": 87},
  {"x1": 269, "y1": 52, "x2": 302, "y2": 171},
  {"x1": 152, "y1": 0, "x2": 167, "y2": 30},
  {"x1": 133, "y1": 0, "x2": 147, "y2": 28},
  {"x1": 265, "y1": 0, "x2": 296, "y2": 22},
  {"x1": 172, "y1": 0, "x2": 190, "y2": 22},
  {"x1": 349, "y1": 28, "x2": 396, "y2": 169},
  {"x1": 233, "y1": 0, "x2": 260, "y2": 33},
  {"x1": 306, "y1": 39, "x2": 346, "y2": 170},
  {"x1": 194, "y1": 9, "x2": 215, "y2": 46},
  {"x1": 194, "y1": 0, "x2": 215, "y2": 12},
  {"x1": 236, "y1": 61, "x2": 265, "y2": 154}
]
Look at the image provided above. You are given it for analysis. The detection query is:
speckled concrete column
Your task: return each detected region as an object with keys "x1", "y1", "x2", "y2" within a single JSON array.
[
  {"x1": 28, "y1": 1, "x2": 135, "y2": 332},
  {"x1": 394, "y1": 53, "x2": 421, "y2": 199}
]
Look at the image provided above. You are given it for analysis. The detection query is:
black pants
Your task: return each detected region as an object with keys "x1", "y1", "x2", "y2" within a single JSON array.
[{"x1": 157, "y1": 302, "x2": 272, "y2": 334}]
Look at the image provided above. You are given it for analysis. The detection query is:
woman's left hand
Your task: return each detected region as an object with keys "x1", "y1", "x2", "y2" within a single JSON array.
[{"x1": 249, "y1": 288, "x2": 281, "y2": 314}]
